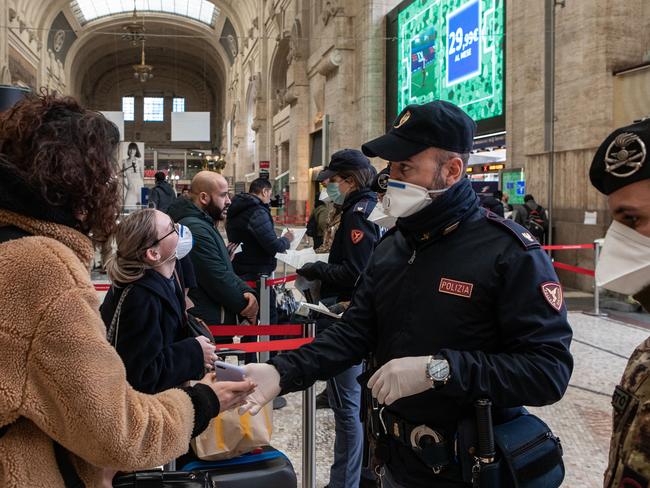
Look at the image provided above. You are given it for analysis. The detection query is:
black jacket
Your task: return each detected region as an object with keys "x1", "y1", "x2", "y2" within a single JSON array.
[
  {"x1": 168, "y1": 197, "x2": 254, "y2": 327},
  {"x1": 149, "y1": 181, "x2": 176, "y2": 213},
  {"x1": 269, "y1": 178, "x2": 573, "y2": 486},
  {"x1": 100, "y1": 269, "x2": 204, "y2": 394},
  {"x1": 479, "y1": 195, "x2": 504, "y2": 217},
  {"x1": 303, "y1": 188, "x2": 380, "y2": 301},
  {"x1": 226, "y1": 193, "x2": 290, "y2": 276}
]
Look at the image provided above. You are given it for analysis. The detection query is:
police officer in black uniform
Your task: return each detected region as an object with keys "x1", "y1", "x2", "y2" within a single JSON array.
[
  {"x1": 298, "y1": 149, "x2": 379, "y2": 303},
  {"x1": 242, "y1": 101, "x2": 573, "y2": 487},
  {"x1": 296, "y1": 148, "x2": 380, "y2": 488}
]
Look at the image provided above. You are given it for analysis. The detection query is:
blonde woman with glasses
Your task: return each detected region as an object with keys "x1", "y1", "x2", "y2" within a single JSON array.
[{"x1": 102, "y1": 208, "x2": 231, "y2": 393}]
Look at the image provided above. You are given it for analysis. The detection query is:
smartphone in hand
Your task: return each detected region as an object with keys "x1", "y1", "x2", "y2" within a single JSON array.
[{"x1": 213, "y1": 360, "x2": 246, "y2": 382}]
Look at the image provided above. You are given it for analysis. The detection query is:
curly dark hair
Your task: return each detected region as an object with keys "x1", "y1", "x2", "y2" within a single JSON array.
[{"x1": 0, "y1": 93, "x2": 121, "y2": 242}]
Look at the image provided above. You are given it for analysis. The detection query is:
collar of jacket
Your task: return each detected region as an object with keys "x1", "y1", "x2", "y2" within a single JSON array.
[
  {"x1": 0, "y1": 167, "x2": 80, "y2": 230},
  {"x1": 396, "y1": 177, "x2": 479, "y2": 244},
  {"x1": 128, "y1": 269, "x2": 185, "y2": 321},
  {"x1": 228, "y1": 193, "x2": 269, "y2": 220},
  {"x1": 168, "y1": 196, "x2": 214, "y2": 225},
  {"x1": 0, "y1": 208, "x2": 94, "y2": 268},
  {"x1": 341, "y1": 188, "x2": 377, "y2": 212}
]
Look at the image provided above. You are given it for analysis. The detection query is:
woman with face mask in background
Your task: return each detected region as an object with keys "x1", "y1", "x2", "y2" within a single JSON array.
[
  {"x1": 589, "y1": 119, "x2": 650, "y2": 488},
  {"x1": 101, "y1": 208, "x2": 222, "y2": 393}
]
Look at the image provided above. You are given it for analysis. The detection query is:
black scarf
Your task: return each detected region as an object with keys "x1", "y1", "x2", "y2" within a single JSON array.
[
  {"x1": 396, "y1": 177, "x2": 479, "y2": 241},
  {"x1": 0, "y1": 167, "x2": 79, "y2": 229}
]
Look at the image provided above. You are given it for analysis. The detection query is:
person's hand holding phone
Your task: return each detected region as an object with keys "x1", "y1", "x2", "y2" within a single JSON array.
[
  {"x1": 195, "y1": 335, "x2": 217, "y2": 369},
  {"x1": 198, "y1": 371, "x2": 256, "y2": 412}
]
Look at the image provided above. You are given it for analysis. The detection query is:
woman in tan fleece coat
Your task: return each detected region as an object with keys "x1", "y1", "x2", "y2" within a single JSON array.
[{"x1": 0, "y1": 94, "x2": 255, "y2": 487}]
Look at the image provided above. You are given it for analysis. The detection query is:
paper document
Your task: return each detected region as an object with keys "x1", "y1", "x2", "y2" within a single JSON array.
[
  {"x1": 275, "y1": 248, "x2": 329, "y2": 269},
  {"x1": 282, "y1": 227, "x2": 307, "y2": 250},
  {"x1": 368, "y1": 203, "x2": 396, "y2": 228},
  {"x1": 299, "y1": 301, "x2": 342, "y2": 319}
]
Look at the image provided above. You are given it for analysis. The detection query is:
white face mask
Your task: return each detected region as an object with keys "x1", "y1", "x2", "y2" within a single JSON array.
[
  {"x1": 319, "y1": 187, "x2": 331, "y2": 203},
  {"x1": 368, "y1": 201, "x2": 397, "y2": 228},
  {"x1": 596, "y1": 220, "x2": 650, "y2": 295},
  {"x1": 176, "y1": 224, "x2": 193, "y2": 260},
  {"x1": 382, "y1": 179, "x2": 448, "y2": 218}
]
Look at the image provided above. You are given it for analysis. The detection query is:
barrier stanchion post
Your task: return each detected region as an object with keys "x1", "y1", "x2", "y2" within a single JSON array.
[
  {"x1": 302, "y1": 321, "x2": 316, "y2": 488},
  {"x1": 586, "y1": 239, "x2": 607, "y2": 317},
  {"x1": 593, "y1": 240, "x2": 601, "y2": 315},
  {"x1": 259, "y1": 275, "x2": 271, "y2": 362}
]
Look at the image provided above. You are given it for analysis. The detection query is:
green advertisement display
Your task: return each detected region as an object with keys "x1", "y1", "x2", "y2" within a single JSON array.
[
  {"x1": 501, "y1": 168, "x2": 525, "y2": 205},
  {"x1": 395, "y1": 0, "x2": 504, "y2": 125}
]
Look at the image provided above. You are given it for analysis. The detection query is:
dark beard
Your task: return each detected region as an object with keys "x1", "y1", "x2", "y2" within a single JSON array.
[{"x1": 205, "y1": 199, "x2": 227, "y2": 222}]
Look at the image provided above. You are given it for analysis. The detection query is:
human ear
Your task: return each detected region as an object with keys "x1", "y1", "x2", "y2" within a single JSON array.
[
  {"x1": 445, "y1": 157, "x2": 464, "y2": 185},
  {"x1": 144, "y1": 247, "x2": 160, "y2": 263}
]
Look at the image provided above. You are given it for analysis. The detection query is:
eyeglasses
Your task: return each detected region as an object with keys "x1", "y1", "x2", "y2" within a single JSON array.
[{"x1": 143, "y1": 222, "x2": 179, "y2": 250}]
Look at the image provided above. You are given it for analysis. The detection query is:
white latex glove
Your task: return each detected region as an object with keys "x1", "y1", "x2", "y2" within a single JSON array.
[
  {"x1": 367, "y1": 356, "x2": 431, "y2": 406},
  {"x1": 239, "y1": 363, "x2": 282, "y2": 415}
]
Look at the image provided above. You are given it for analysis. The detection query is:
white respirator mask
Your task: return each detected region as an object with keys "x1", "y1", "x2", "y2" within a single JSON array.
[
  {"x1": 596, "y1": 219, "x2": 650, "y2": 295},
  {"x1": 382, "y1": 179, "x2": 449, "y2": 218},
  {"x1": 176, "y1": 224, "x2": 194, "y2": 260}
]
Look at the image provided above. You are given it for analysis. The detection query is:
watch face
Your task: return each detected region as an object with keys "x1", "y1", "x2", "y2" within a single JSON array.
[{"x1": 429, "y1": 359, "x2": 450, "y2": 381}]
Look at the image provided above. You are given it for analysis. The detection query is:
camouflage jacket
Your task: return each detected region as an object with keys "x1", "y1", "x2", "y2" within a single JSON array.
[
  {"x1": 315, "y1": 204, "x2": 342, "y2": 253},
  {"x1": 604, "y1": 287, "x2": 650, "y2": 487}
]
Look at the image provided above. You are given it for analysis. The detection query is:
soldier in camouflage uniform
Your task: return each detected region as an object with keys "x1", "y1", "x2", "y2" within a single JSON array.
[
  {"x1": 315, "y1": 201, "x2": 342, "y2": 253},
  {"x1": 589, "y1": 119, "x2": 650, "y2": 487}
]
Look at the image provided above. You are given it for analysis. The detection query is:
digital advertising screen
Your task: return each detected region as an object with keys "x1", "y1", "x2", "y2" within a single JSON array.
[
  {"x1": 386, "y1": 0, "x2": 505, "y2": 136},
  {"x1": 501, "y1": 168, "x2": 526, "y2": 205}
]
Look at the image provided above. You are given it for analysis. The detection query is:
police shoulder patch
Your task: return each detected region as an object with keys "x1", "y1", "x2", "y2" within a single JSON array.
[
  {"x1": 351, "y1": 229, "x2": 365, "y2": 244},
  {"x1": 484, "y1": 211, "x2": 541, "y2": 250},
  {"x1": 541, "y1": 282, "x2": 564, "y2": 312}
]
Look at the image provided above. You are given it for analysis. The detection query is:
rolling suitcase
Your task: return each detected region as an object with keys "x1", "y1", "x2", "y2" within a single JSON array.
[{"x1": 180, "y1": 446, "x2": 297, "y2": 488}]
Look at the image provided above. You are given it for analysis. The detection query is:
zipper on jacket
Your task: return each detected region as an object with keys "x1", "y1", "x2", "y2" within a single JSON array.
[
  {"x1": 509, "y1": 431, "x2": 552, "y2": 458},
  {"x1": 408, "y1": 249, "x2": 417, "y2": 264}
]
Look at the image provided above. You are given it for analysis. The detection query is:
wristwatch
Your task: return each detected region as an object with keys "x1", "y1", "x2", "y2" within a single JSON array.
[{"x1": 426, "y1": 355, "x2": 450, "y2": 388}]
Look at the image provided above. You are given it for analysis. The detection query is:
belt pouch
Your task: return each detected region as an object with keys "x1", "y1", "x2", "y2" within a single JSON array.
[{"x1": 493, "y1": 414, "x2": 564, "y2": 488}]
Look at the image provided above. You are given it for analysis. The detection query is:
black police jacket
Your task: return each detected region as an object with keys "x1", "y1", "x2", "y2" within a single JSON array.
[
  {"x1": 226, "y1": 193, "x2": 290, "y2": 276},
  {"x1": 269, "y1": 178, "x2": 573, "y2": 486},
  {"x1": 305, "y1": 188, "x2": 380, "y2": 301}
]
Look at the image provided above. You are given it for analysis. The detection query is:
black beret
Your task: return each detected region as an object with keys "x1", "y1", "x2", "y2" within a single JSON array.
[
  {"x1": 317, "y1": 149, "x2": 373, "y2": 181},
  {"x1": 362, "y1": 100, "x2": 476, "y2": 161},
  {"x1": 590, "y1": 118, "x2": 650, "y2": 195},
  {"x1": 371, "y1": 166, "x2": 390, "y2": 193}
]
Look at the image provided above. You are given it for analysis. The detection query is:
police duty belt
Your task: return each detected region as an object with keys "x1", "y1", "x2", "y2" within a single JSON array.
[{"x1": 378, "y1": 408, "x2": 451, "y2": 474}]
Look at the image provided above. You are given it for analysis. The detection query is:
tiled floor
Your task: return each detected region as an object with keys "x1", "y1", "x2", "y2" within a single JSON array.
[{"x1": 272, "y1": 312, "x2": 649, "y2": 487}]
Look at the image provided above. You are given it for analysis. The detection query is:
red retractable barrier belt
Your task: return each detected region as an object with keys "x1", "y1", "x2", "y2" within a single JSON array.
[
  {"x1": 94, "y1": 284, "x2": 111, "y2": 291},
  {"x1": 552, "y1": 261, "x2": 595, "y2": 277},
  {"x1": 542, "y1": 244, "x2": 594, "y2": 250},
  {"x1": 208, "y1": 324, "x2": 304, "y2": 337},
  {"x1": 266, "y1": 274, "x2": 298, "y2": 286},
  {"x1": 216, "y1": 337, "x2": 314, "y2": 353}
]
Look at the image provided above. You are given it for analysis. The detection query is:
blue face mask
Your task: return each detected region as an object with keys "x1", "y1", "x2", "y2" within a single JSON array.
[{"x1": 326, "y1": 182, "x2": 346, "y2": 205}]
